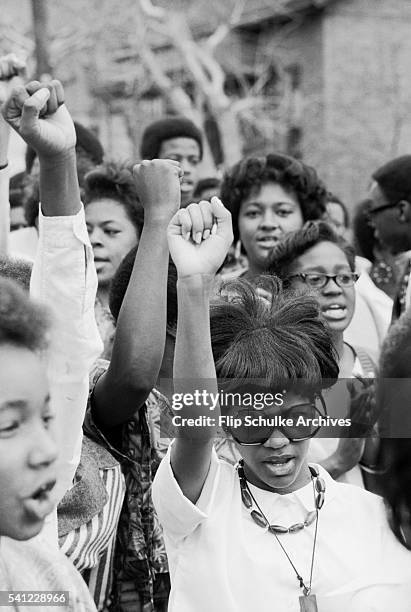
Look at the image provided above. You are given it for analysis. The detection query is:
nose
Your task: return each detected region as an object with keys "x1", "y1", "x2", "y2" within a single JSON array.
[
  {"x1": 28, "y1": 425, "x2": 58, "y2": 470},
  {"x1": 322, "y1": 276, "x2": 343, "y2": 294},
  {"x1": 263, "y1": 429, "x2": 291, "y2": 449},
  {"x1": 180, "y1": 157, "x2": 192, "y2": 177},
  {"x1": 259, "y1": 210, "x2": 279, "y2": 229},
  {"x1": 88, "y1": 227, "x2": 104, "y2": 248}
]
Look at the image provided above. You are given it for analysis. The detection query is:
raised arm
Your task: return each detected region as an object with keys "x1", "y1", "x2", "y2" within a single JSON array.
[
  {"x1": 0, "y1": 54, "x2": 26, "y2": 254},
  {"x1": 2, "y1": 81, "x2": 102, "y2": 509},
  {"x1": 93, "y1": 159, "x2": 182, "y2": 426},
  {"x1": 168, "y1": 198, "x2": 233, "y2": 503}
]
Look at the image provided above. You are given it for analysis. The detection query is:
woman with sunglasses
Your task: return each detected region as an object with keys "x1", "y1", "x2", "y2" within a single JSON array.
[
  {"x1": 267, "y1": 221, "x2": 378, "y2": 487},
  {"x1": 152, "y1": 198, "x2": 411, "y2": 611}
]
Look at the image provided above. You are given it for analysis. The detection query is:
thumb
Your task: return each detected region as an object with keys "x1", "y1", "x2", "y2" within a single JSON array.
[
  {"x1": 20, "y1": 87, "x2": 50, "y2": 134},
  {"x1": 210, "y1": 196, "x2": 233, "y2": 240}
]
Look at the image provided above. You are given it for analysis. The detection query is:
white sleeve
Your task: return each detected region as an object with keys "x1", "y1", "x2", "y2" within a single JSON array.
[
  {"x1": 30, "y1": 205, "x2": 103, "y2": 508},
  {"x1": 152, "y1": 444, "x2": 221, "y2": 542},
  {"x1": 0, "y1": 166, "x2": 9, "y2": 255}
]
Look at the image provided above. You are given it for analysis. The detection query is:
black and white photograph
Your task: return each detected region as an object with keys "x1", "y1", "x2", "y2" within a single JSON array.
[{"x1": 1, "y1": 1, "x2": 411, "y2": 610}]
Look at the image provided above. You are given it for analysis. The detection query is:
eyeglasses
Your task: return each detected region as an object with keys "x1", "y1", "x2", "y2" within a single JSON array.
[
  {"x1": 287, "y1": 272, "x2": 359, "y2": 289},
  {"x1": 228, "y1": 397, "x2": 327, "y2": 445}
]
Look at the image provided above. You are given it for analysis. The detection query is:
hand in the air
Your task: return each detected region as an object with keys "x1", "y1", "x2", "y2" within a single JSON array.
[
  {"x1": 132, "y1": 159, "x2": 182, "y2": 221},
  {"x1": 1, "y1": 79, "x2": 76, "y2": 158},
  {"x1": 167, "y1": 197, "x2": 233, "y2": 278}
]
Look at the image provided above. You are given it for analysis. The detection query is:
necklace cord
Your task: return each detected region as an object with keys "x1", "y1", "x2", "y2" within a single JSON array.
[{"x1": 242, "y1": 469, "x2": 320, "y2": 596}]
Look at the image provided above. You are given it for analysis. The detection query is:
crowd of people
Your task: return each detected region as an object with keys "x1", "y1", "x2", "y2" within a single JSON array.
[{"x1": 1, "y1": 53, "x2": 411, "y2": 612}]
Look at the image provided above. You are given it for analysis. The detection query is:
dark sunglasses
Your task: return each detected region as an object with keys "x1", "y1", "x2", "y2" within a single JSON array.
[{"x1": 227, "y1": 395, "x2": 327, "y2": 445}]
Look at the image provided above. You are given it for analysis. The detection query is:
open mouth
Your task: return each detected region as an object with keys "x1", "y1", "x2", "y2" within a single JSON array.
[
  {"x1": 322, "y1": 304, "x2": 347, "y2": 320},
  {"x1": 256, "y1": 236, "x2": 279, "y2": 249},
  {"x1": 263, "y1": 456, "x2": 295, "y2": 476},
  {"x1": 23, "y1": 480, "x2": 57, "y2": 521}
]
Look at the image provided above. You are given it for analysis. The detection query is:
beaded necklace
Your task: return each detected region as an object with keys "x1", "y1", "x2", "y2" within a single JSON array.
[{"x1": 237, "y1": 460, "x2": 326, "y2": 612}]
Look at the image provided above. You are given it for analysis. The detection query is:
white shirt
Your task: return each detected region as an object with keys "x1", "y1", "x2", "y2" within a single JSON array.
[
  {"x1": 152, "y1": 447, "x2": 411, "y2": 612},
  {"x1": 29, "y1": 206, "x2": 103, "y2": 545},
  {"x1": 0, "y1": 166, "x2": 9, "y2": 255},
  {"x1": 344, "y1": 257, "x2": 392, "y2": 357}
]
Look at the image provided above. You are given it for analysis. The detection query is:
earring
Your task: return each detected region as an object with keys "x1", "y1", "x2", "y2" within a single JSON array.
[{"x1": 234, "y1": 240, "x2": 242, "y2": 261}]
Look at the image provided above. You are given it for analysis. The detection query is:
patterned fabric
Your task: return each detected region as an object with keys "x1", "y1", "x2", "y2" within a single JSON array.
[
  {"x1": 83, "y1": 360, "x2": 168, "y2": 612},
  {"x1": 59, "y1": 437, "x2": 125, "y2": 611},
  {"x1": 94, "y1": 298, "x2": 116, "y2": 360}
]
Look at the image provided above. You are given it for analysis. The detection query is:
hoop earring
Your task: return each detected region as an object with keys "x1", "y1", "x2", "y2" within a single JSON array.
[{"x1": 234, "y1": 240, "x2": 242, "y2": 261}]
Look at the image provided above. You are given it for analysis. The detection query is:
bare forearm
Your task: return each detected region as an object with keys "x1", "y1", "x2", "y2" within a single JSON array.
[
  {"x1": 174, "y1": 274, "x2": 218, "y2": 439},
  {"x1": 39, "y1": 148, "x2": 81, "y2": 217},
  {"x1": 0, "y1": 168, "x2": 9, "y2": 255},
  {"x1": 95, "y1": 217, "x2": 170, "y2": 425}
]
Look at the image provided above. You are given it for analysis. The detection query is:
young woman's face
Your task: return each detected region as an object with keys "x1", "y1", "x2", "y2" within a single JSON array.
[
  {"x1": 86, "y1": 198, "x2": 140, "y2": 287},
  {"x1": 0, "y1": 344, "x2": 58, "y2": 540},
  {"x1": 287, "y1": 241, "x2": 356, "y2": 333},
  {"x1": 237, "y1": 393, "x2": 312, "y2": 494},
  {"x1": 238, "y1": 182, "x2": 304, "y2": 273}
]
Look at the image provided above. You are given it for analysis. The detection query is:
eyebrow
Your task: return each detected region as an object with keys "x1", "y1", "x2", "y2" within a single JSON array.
[
  {"x1": 299, "y1": 265, "x2": 352, "y2": 272},
  {"x1": 244, "y1": 200, "x2": 297, "y2": 207},
  {"x1": 86, "y1": 220, "x2": 121, "y2": 227},
  {"x1": 0, "y1": 394, "x2": 51, "y2": 412}
]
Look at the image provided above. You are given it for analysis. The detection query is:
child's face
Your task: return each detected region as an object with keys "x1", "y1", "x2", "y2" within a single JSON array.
[
  {"x1": 237, "y1": 394, "x2": 312, "y2": 494},
  {"x1": 0, "y1": 344, "x2": 58, "y2": 540}
]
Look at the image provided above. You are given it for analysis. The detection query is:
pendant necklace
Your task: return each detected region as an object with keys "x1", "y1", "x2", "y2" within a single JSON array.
[{"x1": 237, "y1": 460, "x2": 325, "y2": 612}]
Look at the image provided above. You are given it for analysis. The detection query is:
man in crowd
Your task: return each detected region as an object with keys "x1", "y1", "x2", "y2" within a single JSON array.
[
  {"x1": 140, "y1": 116, "x2": 203, "y2": 207},
  {"x1": 367, "y1": 155, "x2": 411, "y2": 319}
]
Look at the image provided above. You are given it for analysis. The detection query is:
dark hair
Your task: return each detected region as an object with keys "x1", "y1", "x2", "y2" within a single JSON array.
[
  {"x1": 377, "y1": 311, "x2": 411, "y2": 549},
  {"x1": 210, "y1": 276, "x2": 338, "y2": 396},
  {"x1": 9, "y1": 172, "x2": 25, "y2": 210},
  {"x1": 109, "y1": 246, "x2": 177, "y2": 332},
  {"x1": 0, "y1": 257, "x2": 32, "y2": 292},
  {"x1": 193, "y1": 177, "x2": 221, "y2": 199},
  {"x1": 326, "y1": 192, "x2": 350, "y2": 228},
  {"x1": 267, "y1": 220, "x2": 355, "y2": 281},
  {"x1": 83, "y1": 161, "x2": 144, "y2": 233},
  {"x1": 220, "y1": 153, "x2": 327, "y2": 242},
  {"x1": 372, "y1": 155, "x2": 411, "y2": 204},
  {"x1": 21, "y1": 173, "x2": 40, "y2": 227},
  {"x1": 140, "y1": 116, "x2": 203, "y2": 160},
  {"x1": 352, "y1": 198, "x2": 376, "y2": 262},
  {"x1": 0, "y1": 278, "x2": 49, "y2": 351}
]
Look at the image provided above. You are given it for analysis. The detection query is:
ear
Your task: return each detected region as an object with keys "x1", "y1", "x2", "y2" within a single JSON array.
[{"x1": 397, "y1": 200, "x2": 411, "y2": 222}]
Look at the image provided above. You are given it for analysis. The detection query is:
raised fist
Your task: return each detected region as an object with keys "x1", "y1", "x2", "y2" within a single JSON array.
[
  {"x1": 1, "y1": 79, "x2": 76, "y2": 158},
  {"x1": 167, "y1": 197, "x2": 233, "y2": 278},
  {"x1": 132, "y1": 159, "x2": 182, "y2": 220}
]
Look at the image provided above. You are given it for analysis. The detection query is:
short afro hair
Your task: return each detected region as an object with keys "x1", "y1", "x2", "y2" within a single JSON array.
[
  {"x1": 109, "y1": 246, "x2": 178, "y2": 333},
  {"x1": 193, "y1": 177, "x2": 221, "y2": 200},
  {"x1": 140, "y1": 116, "x2": 203, "y2": 160},
  {"x1": 210, "y1": 276, "x2": 338, "y2": 397},
  {"x1": 0, "y1": 278, "x2": 49, "y2": 351},
  {"x1": 83, "y1": 161, "x2": 144, "y2": 234},
  {"x1": 267, "y1": 220, "x2": 355, "y2": 283},
  {"x1": 220, "y1": 153, "x2": 327, "y2": 242}
]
